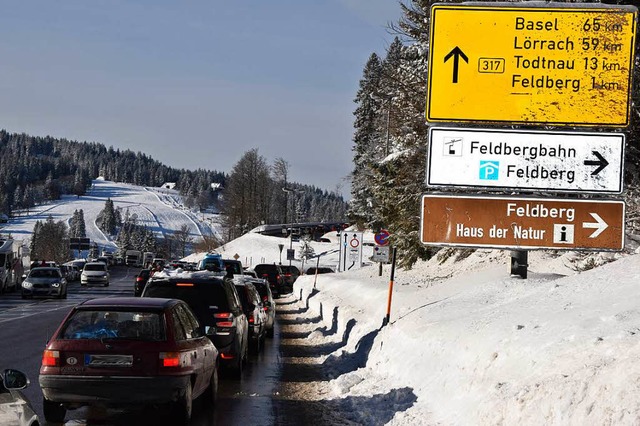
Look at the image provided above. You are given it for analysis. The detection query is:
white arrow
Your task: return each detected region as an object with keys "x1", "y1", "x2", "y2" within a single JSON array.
[{"x1": 582, "y1": 213, "x2": 608, "y2": 238}]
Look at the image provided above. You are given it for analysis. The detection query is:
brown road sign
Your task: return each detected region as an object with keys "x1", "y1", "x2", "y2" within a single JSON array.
[{"x1": 421, "y1": 194, "x2": 625, "y2": 251}]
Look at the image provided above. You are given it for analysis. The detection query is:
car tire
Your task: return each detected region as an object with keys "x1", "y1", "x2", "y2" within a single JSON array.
[
  {"x1": 104, "y1": 282, "x2": 109, "y2": 287},
  {"x1": 43, "y1": 398, "x2": 66, "y2": 423},
  {"x1": 170, "y1": 383, "x2": 192, "y2": 425}
]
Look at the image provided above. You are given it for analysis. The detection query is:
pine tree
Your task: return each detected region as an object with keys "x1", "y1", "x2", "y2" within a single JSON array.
[{"x1": 349, "y1": 53, "x2": 383, "y2": 228}]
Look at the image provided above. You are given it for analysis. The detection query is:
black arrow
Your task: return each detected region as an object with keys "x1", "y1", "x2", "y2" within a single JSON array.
[
  {"x1": 444, "y1": 46, "x2": 468, "y2": 84},
  {"x1": 584, "y1": 151, "x2": 609, "y2": 176}
]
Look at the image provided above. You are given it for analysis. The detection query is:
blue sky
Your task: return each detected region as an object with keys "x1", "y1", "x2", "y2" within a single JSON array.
[{"x1": 0, "y1": 1, "x2": 403, "y2": 197}]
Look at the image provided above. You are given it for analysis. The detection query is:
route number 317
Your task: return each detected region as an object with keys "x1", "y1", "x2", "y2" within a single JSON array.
[{"x1": 478, "y1": 57, "x2": 505, "y2": 74}]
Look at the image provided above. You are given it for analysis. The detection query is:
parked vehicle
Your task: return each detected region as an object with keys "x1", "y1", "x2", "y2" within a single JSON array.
[
  {"x1": 247, "y1": 277, "x2": 275, "y2": 337},
  {"x1": 233, "y1": 281, "x2": 266, "y2": 354},
  {"x1": 280, "y1": 265, "x2": 300, "y2": 291},
  {"x1": 143, "y1": 252, "x2": 155, "y2": 268},
  {"x1": 197, "y1": 253, "x2": 224, "y2": 272},
  {"x1": 62, "y1": 262, "x2": 81, "y2": 281},
  {"x1": 223, "y1": 259, "x2": 244, "y2": 277},
  {"x1": 142, "y1": 272, "x2": 249, "y2": 377},
  {"x1": 306, "y1": 266, "x2": 335, "y2": 275},
  {"x1": 39, "y1": 297, "x2": 218, "y2": 424},
  {"x1": 21, "y1": 267, "x2": 67, "y2": 299},
  {"x1": 253, "y1": 264, "x2": 286, "y2": 297},
  {"x1": 0, "y1": 369, "x2": 40, "y2": 426},
  {"x1": 0, "y1": 238, "x2": 22, "y2": 293},
  {"x1": 134, "y1": 269, "x2": 151, "y2": 297},
  {"x1": 125, "y1": 250, "x2": 143, "y2": 267},
  {"x1": 81, "y1": 262, "x2": 110, "y2": 287}
]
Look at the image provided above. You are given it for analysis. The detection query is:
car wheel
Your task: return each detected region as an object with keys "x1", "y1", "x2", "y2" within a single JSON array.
[
  {"x1": 43, "y1": 398, "x2": 66, "y2": 423},
  {"x1": 104, "y1": 281, "x2": 109, "y2": 287},
  {"x1": 170, "y1": 383, "x2": 192, "y2": 425}
]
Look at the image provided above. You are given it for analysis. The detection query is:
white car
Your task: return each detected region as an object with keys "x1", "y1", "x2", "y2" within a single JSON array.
[{"x1": 80, "y1": 262, "x2": 110, "y2": 287}]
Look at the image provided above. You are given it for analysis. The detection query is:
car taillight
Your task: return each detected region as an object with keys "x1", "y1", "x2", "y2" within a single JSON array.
[
  {"x1": 160, "y1": 352, "x2": 181, "y2": 367},
  {"x1": 248, "y1": 313, "x2": 254, "y2": 324},
  {"x1": 42, "y1": 350, "x2": 60, "y2": 366},
  {"x1": 136, "y1": 277, "x2": 144, "y2": 282},
  {"x1": 263, "y1": 306, "x2": 269, "y2": 312},
  {"x1": 214, "y1": 312, "x2": 235, "y2": 328}
]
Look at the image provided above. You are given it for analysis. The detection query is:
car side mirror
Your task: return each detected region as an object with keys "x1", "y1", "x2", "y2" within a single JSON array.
[
  {"x1": 204, "y1": 325, "x2": 215, "y2": 336},
  {"x1": 2, "y1": 369, "x2": 28, "y2": 390}
]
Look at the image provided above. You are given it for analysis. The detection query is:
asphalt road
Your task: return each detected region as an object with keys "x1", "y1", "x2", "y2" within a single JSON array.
[{"x1": 0, "y1": 266, "x2": 287, "y2": 425}]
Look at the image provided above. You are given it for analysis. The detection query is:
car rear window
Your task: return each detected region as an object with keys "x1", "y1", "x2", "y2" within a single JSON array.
[
  {"x1": 60, "y1": 310, "x2": 165, "y2": 341},
  {"x1": 224, "y1": 261, "x2": 242, "y2": 274},
  {"x1": 254, "y1": 265, "x2": 279, "y2": 276},
  {"x1": 144, "y1": 281, "x2": 232, "y2": 321},
  {"x1": 84, "y1": 264, "x2": 107, "y2": 271}
]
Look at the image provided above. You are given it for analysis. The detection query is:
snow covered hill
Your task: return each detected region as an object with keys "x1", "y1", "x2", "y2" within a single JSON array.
[{"x1": 1, "y1": 178, "x2": 224, "y2": 256}]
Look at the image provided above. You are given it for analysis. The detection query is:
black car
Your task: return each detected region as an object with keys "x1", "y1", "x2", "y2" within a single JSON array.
[
  {"x1": 142, "y1": 272, "x2": 249, "y2": 377},
  {"x1": 280, "y1": 265, "x2": 300, "y2": 290},
  {"x1": 253, "y1": 264, "x2": 286, "y2": 297},
  {"x1": 233, "y1": 281, "x2": 266, "y2": 354},
  {"x1": 21, "y1": 267, "x2": 68, "y2": 299},
  {"x1": 134, "y1": 269, "x2": 151, "y2": 297},
  {"x1": 246, "y1": 277, "x2": 275, "y2": 337}
]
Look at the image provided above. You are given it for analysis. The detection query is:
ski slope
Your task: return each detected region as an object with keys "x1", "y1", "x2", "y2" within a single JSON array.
[{"x1": 2, "y1": 178, "x2": 224, "y2": 255}]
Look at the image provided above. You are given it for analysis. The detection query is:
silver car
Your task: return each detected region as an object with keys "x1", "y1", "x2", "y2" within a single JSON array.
[
  {"x1": 0, "y1": 369, "x2": 39, "y2": 426},
  {"x1": 81, "y1": 262, "x2": 110, "y2": 287},
  {"x1": 21, "y1": 267, "x2": 68, "y2": 299}
]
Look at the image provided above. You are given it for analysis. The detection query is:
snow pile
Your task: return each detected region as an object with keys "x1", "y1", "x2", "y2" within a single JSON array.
[{"x1": 284, "y1": 249, "x2": 640, "y2": 425}]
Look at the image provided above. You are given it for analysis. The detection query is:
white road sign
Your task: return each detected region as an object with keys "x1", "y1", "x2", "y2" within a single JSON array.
[
  {"x1": 427, "y1": 127, "x2": 624, "y2": 193},
  {"x1": 338, "y1": 232, "x2": 363, "y2": 272}
]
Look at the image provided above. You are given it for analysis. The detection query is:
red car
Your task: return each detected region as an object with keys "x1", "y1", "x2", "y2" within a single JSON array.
[{"x1": 39, "y1": 297, "x2": 218, "y2": 425}]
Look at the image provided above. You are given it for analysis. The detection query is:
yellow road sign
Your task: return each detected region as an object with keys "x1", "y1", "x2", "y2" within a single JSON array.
[{"x1": 426, "y1": 4, "x2": 637, "y2": 127}]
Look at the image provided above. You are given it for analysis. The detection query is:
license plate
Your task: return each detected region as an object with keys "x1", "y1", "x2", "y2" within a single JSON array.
[{"x1": 85, "y1": 354, "x2": 133, "y2": 367}]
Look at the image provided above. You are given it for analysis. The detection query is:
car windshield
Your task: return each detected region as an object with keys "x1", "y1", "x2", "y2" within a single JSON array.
[
  {"x1": 60, "y1": 310, "x2": 165, "y2": 341},
  {"x1": 29, "y1": 269, "x2": 59, "y2": 278},
  {"x1": 84, "y1": 264, "x2": 106, "y2": 271}
]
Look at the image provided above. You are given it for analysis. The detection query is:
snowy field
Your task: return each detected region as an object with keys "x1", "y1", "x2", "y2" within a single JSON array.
[
  {"x1": 4, "y1": 180, "x2": 640, "y2": 424},
  {"x1": 2, "y1": 178, "x2": 224, "y2": 256}
]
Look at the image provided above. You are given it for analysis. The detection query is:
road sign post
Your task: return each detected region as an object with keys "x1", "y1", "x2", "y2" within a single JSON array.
[
  {"x1": 427, "y1": 127, "x2": 624, "y2": 193},
  {"x1": 426, "y1": 4, "x2": 637, "y2": 126},
  {"x1": 420, "y1": 194, "x2": 625, "y2": 251}
]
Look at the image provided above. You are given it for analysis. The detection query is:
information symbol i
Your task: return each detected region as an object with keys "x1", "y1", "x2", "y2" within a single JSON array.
[{"x1": 553, "y1": 224, "x2": 574, "y2": 244}]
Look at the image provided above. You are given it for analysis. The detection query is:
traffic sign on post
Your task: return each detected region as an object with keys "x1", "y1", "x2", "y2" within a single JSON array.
[
  {"x1": 427, "y1": 127, "x2": 624, "y2": 193},
  {"x1": 426, "y1": 4, "x2": 637, "y2": 126},
  {"x1": 420, "y1": 194, "x2": 625, "y2": 251},
  {"x1": 374, "y1": 229, "x2": 391, "y2": 246}
]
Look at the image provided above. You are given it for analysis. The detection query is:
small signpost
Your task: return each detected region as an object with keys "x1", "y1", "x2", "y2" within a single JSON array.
[
  {"x1": 427, "y1": 127, "x2": 624, "y2": 193},
  {"x1": 426, "y1": 4, "x2": 637, "y2": 126},
  {"x1": 338, "y1": 232, "x2": 363, "y2": 272},
  {"x1": 420, "y1": 194, "x2": 625, "y2": 251}
]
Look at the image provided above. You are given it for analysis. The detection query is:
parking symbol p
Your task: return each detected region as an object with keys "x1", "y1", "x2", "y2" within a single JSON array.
[{"x1": 479, "y1": 161, "x2": 499, "y2": 180}]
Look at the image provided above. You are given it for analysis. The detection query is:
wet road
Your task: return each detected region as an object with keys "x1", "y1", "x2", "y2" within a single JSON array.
[{"x1": 0, "y1": 266, "x2": 291, "y2": 425}]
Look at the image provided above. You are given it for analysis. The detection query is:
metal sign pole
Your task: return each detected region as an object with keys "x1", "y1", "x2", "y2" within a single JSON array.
[{"x1": 383, "y1": 247, "x2": 398, "y2": 326}]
